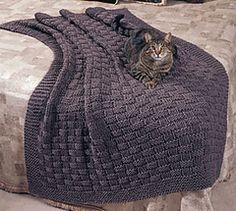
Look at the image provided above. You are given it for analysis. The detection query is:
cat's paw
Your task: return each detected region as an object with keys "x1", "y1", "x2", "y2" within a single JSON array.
[{"x1": 145, "y1": 80, "x2": 158, "y2": 89}]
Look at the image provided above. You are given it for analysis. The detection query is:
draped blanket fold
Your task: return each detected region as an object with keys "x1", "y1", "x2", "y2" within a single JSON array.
[{"x1": 0, "y1": 7, "x2": 228, "y2": 204}]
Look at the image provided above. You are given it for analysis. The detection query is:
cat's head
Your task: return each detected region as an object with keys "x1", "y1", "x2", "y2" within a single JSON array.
[{"x1": 142, "y1": 32, "x2": 176, "y2": 61}]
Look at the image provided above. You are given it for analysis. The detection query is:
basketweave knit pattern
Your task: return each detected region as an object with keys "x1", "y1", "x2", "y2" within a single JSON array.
[{"x1": 0, "y1": 7, "x2": 228, "y2": 204}]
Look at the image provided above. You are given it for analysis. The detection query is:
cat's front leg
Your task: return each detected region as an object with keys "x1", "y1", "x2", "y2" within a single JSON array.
[
  {"x1": 145, "y1": 79, "x2": 158, "y2": 89},
  {"x1": 144, "y1": 76, "x2": 161, "y2": 89},
  {"x1": 128, "y1": 67, "x2": 160, "y2": 89},
  {"x1": 129, "y1": 67, "x2": 151, "y2": 83}
]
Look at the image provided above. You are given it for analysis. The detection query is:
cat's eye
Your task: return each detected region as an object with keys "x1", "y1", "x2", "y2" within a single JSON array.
[{"x1": 159, "y1": 44, "x2": 164, "y2": 52}]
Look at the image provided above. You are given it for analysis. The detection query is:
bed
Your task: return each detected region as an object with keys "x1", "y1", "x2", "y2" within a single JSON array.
[{"x1": 0, "y1": 0, "x2": 235, "y2": 210}]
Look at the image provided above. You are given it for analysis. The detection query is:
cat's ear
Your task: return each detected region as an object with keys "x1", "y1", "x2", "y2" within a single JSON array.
[
  {"x1": 144, "y1": 32, "x2": 153, "y2": 43},
  {"x1": 164, "y1": 32, "x2": 172, "y2": 43}
]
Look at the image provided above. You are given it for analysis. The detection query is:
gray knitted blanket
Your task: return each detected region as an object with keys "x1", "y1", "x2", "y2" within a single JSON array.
[{"x1": 0, "y1": 7, "x2": 228, "y2": 204}]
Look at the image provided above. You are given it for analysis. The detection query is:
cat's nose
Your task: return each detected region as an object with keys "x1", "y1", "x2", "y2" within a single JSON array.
[{"x1": 153, "y1": 54, "x2": 161, "y2": 61}]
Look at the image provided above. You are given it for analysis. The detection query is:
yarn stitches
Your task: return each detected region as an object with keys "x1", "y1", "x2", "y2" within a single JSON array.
[{"x1": 0, "y1": 7, "x2": 228, "y2": 204}]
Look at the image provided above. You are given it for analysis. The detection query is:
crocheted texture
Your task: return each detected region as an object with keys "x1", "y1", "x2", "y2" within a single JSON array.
[{"x1": 0, "y1": 7, "x2": 228, "y2": 204}]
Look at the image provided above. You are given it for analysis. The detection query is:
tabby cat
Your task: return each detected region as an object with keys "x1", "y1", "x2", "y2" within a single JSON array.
[{"x1": 125, "y1": 29, "x2": 177, "y2": 89}]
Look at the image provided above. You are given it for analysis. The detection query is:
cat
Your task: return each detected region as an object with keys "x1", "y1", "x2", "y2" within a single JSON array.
[{"x1": 125, "y1": 29, "x2": 177, "y2": 89}]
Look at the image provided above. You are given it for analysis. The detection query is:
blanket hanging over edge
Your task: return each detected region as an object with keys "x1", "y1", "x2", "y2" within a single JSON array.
[{"x1": 0, "y1": 7, "x2": 228, "y2": 204}]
